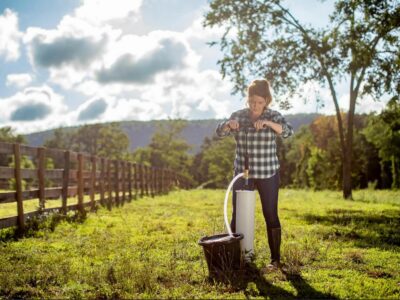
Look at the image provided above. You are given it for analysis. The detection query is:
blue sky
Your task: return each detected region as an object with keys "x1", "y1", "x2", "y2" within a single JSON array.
[{"x1": 0, "y1": 0, "x2": 387, "y2": 133}]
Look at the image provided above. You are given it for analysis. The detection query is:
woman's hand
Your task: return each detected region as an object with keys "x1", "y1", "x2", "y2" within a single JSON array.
[
  {"x1": 254, "y1": 119, "x2": 283, "y2": 134},
  {"x1": 253, "y1": 119, "x2": 270, "y2": 131},
  {"x1": 225, "y1": 119, "x2": 239, "y2": 131}
]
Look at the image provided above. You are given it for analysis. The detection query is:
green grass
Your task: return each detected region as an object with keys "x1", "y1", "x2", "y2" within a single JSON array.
[
  {"x1": 0, "y1": 188, "x2": 399, "y2": 299},
  {"x1": 0, "y1": 196, "x2": 85, "y2": 218}
]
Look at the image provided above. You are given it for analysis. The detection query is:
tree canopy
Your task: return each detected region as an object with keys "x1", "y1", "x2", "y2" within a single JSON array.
[
  {"x1": 0, "y1": 127, "x2": 26, "y2": 144},
  {"x1": 204, "y1": 0, "x2": 400, "y2": 198},
  {"x1": 131, "y1": 120, "x2": 194, "y2": 183},
  {"x1": 363, "y1": 98, "x2": 400, "y2": 188},
  {"x1": 44, "y1": 123, "x2": 130, "y2": 160}
]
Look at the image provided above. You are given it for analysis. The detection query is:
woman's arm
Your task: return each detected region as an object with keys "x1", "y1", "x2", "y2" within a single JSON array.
[
  {"x1": 253, "y1": 120, "x2": 282, "y2": 134},
  {"x1": 254, "y1": 110, "x2": 294, "y2": 137},
  {"x1": 215, "y1": 120, "x2": 230, "y2": 137},
  {"x1": 216, "y1": 113, "x2": 240, "y2": 137}
]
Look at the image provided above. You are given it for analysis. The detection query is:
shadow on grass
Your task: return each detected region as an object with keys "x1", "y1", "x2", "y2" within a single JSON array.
[
  {"x1": 303, "y1": 208, "x2": 400, "y2": 248},
  {"x1": 209, "y1": 263, "x2": 336, "y2": 299},
  {"x1": 0, "y1": 210, "x2": 88, "y2": 243}
]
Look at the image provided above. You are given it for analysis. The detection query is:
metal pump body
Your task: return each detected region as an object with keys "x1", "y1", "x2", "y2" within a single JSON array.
[{"x1": 235, "y1": 126, "x2": 256, "y2": 261}]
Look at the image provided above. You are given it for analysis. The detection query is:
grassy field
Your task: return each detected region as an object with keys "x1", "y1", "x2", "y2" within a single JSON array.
[{"x1": 0, "y1": 188, "x2": 399, "y2": 299}]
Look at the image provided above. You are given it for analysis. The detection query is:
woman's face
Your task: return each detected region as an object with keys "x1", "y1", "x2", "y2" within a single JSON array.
[{"x1": 248, "y1": 95, "x2": 267, "y2": 117}]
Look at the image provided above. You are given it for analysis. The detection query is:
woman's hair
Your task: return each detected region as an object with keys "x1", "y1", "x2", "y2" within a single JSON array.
[{"x1": 247, "y1": 79, "x2": 272, "y2": 107}]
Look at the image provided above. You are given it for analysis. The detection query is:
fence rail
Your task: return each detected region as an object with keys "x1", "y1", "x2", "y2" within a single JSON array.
[{"x1": 0, "y1": 141, "x2": 190, "y2": 230}]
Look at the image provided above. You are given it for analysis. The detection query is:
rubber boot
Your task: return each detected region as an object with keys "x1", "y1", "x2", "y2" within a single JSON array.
[{"x1": 266, "y1": 227, "x2": 281, "y2": 270}]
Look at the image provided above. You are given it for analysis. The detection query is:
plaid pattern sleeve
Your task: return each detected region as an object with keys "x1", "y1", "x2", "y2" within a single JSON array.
[
  {"x1": 268, "y1": 109, "x2": 294, "y2": 138},
  {"x1": 215, "y1": 108, "x2": 294, "y2": 179},
  {"x1": 215, "y1": 119, "x2": 231, "y2": 137}
]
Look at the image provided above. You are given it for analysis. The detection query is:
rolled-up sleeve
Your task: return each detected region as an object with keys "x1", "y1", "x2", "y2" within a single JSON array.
[
  {"x1": 216, "y1": 119, "x2": 230, "y2": 137},
  {"x1": 216, "y1": 112, "x2": 238, "y2": 137},
  {"x1": 271, "y1": 111, "x2": 294, "y2": 138}
]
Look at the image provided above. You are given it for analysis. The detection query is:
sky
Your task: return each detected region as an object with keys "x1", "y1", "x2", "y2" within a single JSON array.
[{"x1": 0, "y1": 0, "x2": 388, "y2": 134}]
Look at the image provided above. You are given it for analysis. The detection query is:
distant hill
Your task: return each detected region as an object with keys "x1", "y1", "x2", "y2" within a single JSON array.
[{"x1": 24, "y1": 113, "x2": 320, "y2": 153}]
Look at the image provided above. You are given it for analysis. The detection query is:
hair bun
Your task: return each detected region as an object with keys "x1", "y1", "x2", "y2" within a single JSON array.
[{"x1": 247, "y1": 79, "x2": 272, "y2": 106}]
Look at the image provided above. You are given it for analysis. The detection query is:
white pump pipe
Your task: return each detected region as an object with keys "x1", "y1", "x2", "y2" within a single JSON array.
[{"x1": 224, "y1": 172, "x2": 244, "y2": 236}]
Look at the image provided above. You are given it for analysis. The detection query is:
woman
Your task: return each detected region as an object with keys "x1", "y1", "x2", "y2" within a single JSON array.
[{"x1": 216, "y1": 79, "x2": 293, "y2": 270}]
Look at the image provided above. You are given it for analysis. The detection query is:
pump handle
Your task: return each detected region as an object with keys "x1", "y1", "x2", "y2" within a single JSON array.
[{"x1": 233, "y1": 124, "x2": 268, "y2": 132}]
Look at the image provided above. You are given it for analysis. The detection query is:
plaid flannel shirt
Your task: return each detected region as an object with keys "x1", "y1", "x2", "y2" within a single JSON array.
[{"x1": 216, "y1": 108, "x2": 294, "y2": 179}]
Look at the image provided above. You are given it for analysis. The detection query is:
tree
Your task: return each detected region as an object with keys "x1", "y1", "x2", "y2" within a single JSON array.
[
  {"x1": 44, "y1": 123, "x2": 130, "y2": 160},
  {"x1": 193, "y1": 135, "x2": 236, "y2": 188},
  {"x1": 204, "y1": 0, "x2": 400, "y2": 198},
  {"x1": 131, "y1": 120, "x2": 194, "y2": 183},
  {"x1": 0, "y1": 127, "x2": 26, "y2": 170},
  {"x1": 283, "y1": 114, "x2": 381, "y2": 190},
  {"x1": 43, "y1": 127, "x2": 76, "y2": 150},
  {"x1": 363, "y1": 98, "x2": 400, "y2": 189},
  {"x1": 284, "y1": 126, "x2": 314, "y2": 188},
  {"x1": 0, "y1": 127, "x2": 26, "y2": 144},
  {"x1": 74, "y1": 123, "x2": 130, "y2": 160}
]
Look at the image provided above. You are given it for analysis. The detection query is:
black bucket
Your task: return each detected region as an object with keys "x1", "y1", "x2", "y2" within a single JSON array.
[{"x1": 198, "y1": 233, "x2": 244, "y2": 280}]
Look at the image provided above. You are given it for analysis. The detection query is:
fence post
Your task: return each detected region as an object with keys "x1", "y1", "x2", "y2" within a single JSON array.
[
  {"x1": 148, "y1": 166, "x2": 152, "y2": 196},
  {"x1": 139, "y1": 164, "x2": 144, "y2": 197},
  {"x1": 168, "y1": 170, "x2": 171, "y2": 191},
  {"x1": 90, "y1": 155, "x2": 96, "y2": 211},
  {"x1": 147, "y1": 166, "x2": 151, "y2": 197},
  {"x1": 165, "y1": 169, "x2": 169, "y2": 192},
  {"x1": 160, "y1": 168, "x2": 165, "y2": 194},
  {"x1": 38, "y1": 147, "x2": 45, "y2": 210},
  {"x1": 107, "y1": 159, "x2": 112, "y2": 210},
  {"x1": 77, "y1": 153, "x2": 84, "y2": 213},
  {"x1": 114, "y1": 160, "x2": 120, "y2": 206},
  {"x1": 151, "y1": 167, "x2": 155, "y2": 197},
  {"x1": 145, "y1": 165, "x2": 149, "y2": 196},
  {"x1": 154, "y1": 167, "x2": 158, "y2": 195},
  {"x1": 100, "y1": 158, "x2": 105, "y2": 206},
  {"x1": 62, "y1": 150, "x2": 70, "y2": 214},
  {"x1": 14, "y1": 143, "x2": 24, "y2": 231},
  {"x1": 121, "y1": 161, "x2": 126, "y2": 204},
  {"x1": 128, "y1": 162, "x2": 132, "y2": 201},
  {"x1": 133, "y1": 163, "x2": 138, "y2": 199}
]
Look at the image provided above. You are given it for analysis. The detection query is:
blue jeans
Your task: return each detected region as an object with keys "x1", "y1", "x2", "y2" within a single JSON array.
[{"x1": 231, "y1": 172, "x2": 280, "y2": 232}]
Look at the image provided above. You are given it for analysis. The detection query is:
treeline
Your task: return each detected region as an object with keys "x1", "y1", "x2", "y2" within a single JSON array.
[{"x1": 1, "y1": 99, "x2": 398, "y2": 191}]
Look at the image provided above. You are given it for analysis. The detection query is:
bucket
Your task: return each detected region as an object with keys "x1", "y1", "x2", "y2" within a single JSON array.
[{"x1": 198, "y1": 233, "x2": 244, "y2": 280}]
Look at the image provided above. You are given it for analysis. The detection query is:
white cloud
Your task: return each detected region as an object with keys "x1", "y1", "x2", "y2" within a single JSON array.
[
  {"x1": 0, "y1": 86, "x2": 69, "y2": 133},
  {"x1": 74, "y1": 30, "x2": 201, "y2": 95},
  {"x1": 183, "y1": 16, "x2": 233, "y2": 70},
  {"x1": 73, "y1": 96, "x2": 166, "y2": 124},
  {"x1": 6, "y1": 73, "x2": 33, "y2": 88},
  {"x1": 279, "y1": 80, "x2": 389, "y2": 116},
  {"x1": 77, "y1": 98, "x2": 108, "y2": 121},
  {"x1": 183, "y1": 16, "x2": 227, "y2": 41},
  {"x1": 24, "y1": 19, "x2": 111, "y2": 69},
  {"x1": 74, "y1": 0, "x2": 143, "y2": 25},
  {"x1": 24, "y1": 16, "x2": 119, "y2": 89},
  {"x1": 74, "y1": 68, "x2": 239, "y2": 124},
  {"x1": 0, "y1": 9, "x2": 22, "y2": 61},
  {"x1": 96, "y1": 36, "x2": 190, "y2": 84},
  {"x1": 139, "y1": 69, "x2": 240, "y2": 119},
  {"x1": 107, "y1": 98, "x2": 166, "y2": 121}
]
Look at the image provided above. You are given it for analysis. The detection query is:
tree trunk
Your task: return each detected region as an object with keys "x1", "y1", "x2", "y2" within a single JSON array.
[
  {"x1": 342, "y1": 150, "x2": 352, "y2": 199},
  {"x1": 342, "y1": 88, "x2": 357, "y2": 199},
  {"x1": 392, "y1": 155, "x2": 400, "y2": 189}
]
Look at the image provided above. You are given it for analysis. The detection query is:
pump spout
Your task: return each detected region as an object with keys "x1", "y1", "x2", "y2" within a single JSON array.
[
  {"x1": 244, "y1": 152, "x2": 249, "y2": 187},
  {"x1": 244, "y1": 169, "x2": 249, "y2": 186}
]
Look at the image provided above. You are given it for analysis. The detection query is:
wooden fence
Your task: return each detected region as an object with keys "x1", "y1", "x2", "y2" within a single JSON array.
[{"x1": 0, "y1": 141, "x2": 191, "y2": 230}]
